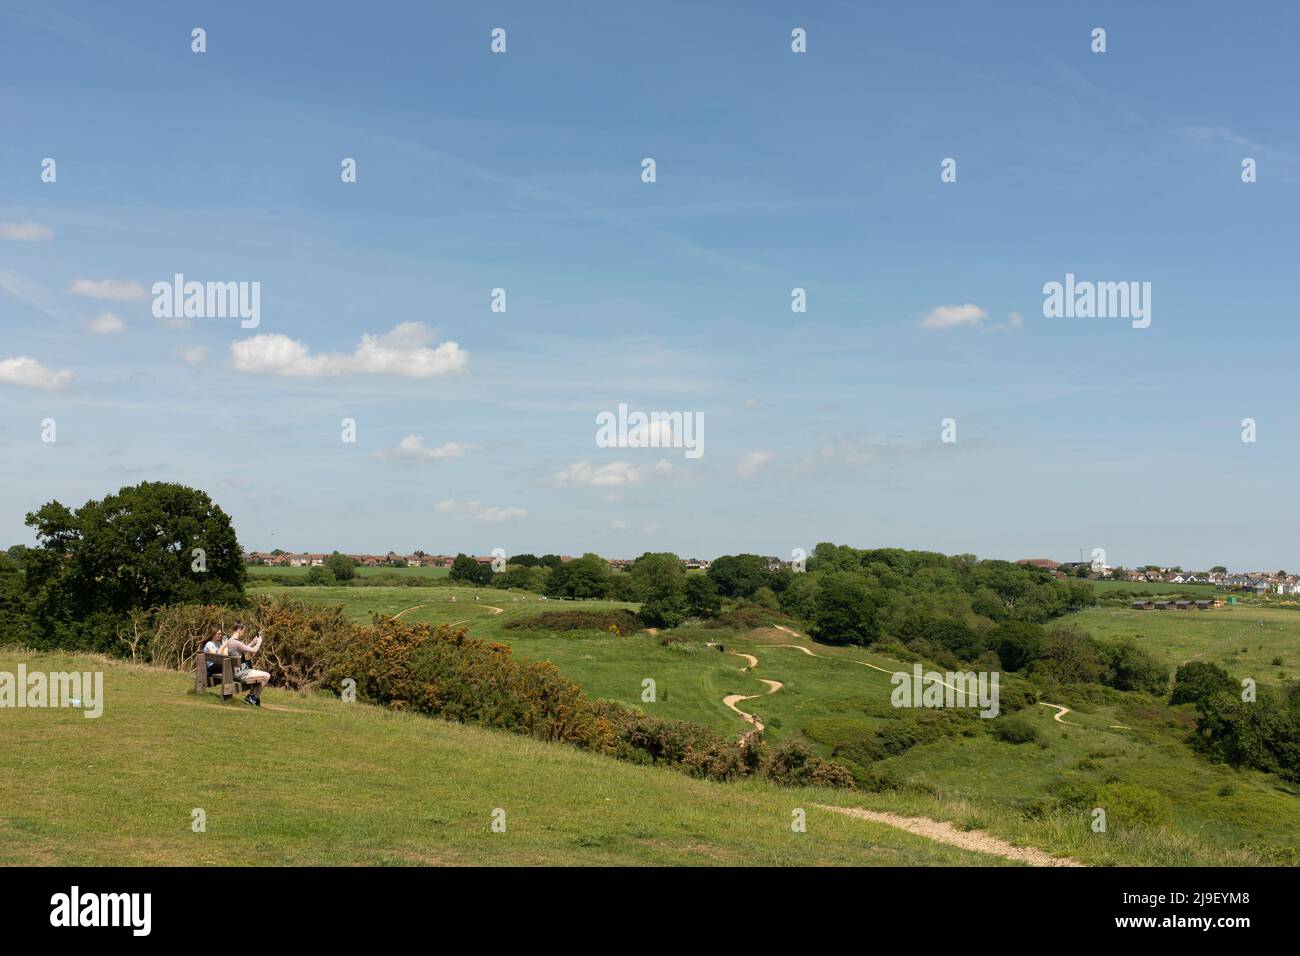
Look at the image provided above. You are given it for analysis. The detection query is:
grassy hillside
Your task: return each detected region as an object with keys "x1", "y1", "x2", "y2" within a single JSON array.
[
  {"x1": 1067, "y1": 604, "x2": 1299, "y2": 686},
  {"x1": 241, "y1": 583, "x2": 1300, "y2": 864},
  {"x1": 0, "y1": 647, "x2": 1006, "y2": 866},
  {"x1": 1088, "y1": 579, "x2": 1221, "y2": 597}
]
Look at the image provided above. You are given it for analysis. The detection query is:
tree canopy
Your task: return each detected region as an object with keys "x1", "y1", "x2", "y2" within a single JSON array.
[{"x1": 22, "y1": 482, "x2": 245, "y2": 652}]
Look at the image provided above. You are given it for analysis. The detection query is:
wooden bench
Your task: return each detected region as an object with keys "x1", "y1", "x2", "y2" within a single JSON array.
[{"x1": 195, "y1": 652, "x2": 254, "y2": 701}]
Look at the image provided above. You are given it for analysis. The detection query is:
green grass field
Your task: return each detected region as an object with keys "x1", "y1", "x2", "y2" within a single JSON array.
[
  {"x1": 247, "y1": 564, "x2": 451, "y2": 580},
  {"x1": 238, "y1": 581, "x2": 1300, "y2": 864},
  {"x1": 0, "y1": 647, "x2": 1009, "y2": 867},
  {"x1": 1088, "y1": 579, "x2": 1222, "y2": 597},
  {"x1": 1068, "y1": 604, "x2": 1300, "y2": 686}
]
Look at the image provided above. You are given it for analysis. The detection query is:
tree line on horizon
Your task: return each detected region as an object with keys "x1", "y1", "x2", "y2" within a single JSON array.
[{"x1": 1, "y1": 481, "x2": 1296, "y2": 785}]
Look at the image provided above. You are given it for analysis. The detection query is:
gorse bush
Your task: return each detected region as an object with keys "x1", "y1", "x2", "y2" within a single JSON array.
[
  {"x1": 143, "y1": 596, "x2": 356, "y2": 691},
  {"x1": 1095, "y1": 782, "x2": 1174, "y2": 828},
  {"x1": 503, "y1": 608, "x2": 643, "y2": 634},
  {"x1": 307, "y1": 614, "x2": 854, "y2": 790},
  {"x1": 991, "y1": 714, "x2": 1040, "y2": 744},
  {"x1": 701, "y1": 603, "x2": 798, "y2": 631},
  {"x1": 330, "y1": 619, "x2": 616, "y2": 748},
  {"x1": 760, "y1": 738, "x2": 857, "y2": 789}
]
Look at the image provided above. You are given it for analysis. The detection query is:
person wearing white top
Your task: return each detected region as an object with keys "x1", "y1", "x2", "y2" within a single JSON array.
[{"x1": 225, "y1": 623, "x2": 270, "y2": 707}]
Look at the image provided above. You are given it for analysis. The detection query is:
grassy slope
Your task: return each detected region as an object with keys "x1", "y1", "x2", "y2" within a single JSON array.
[
  {"x1": 1088, "y1": 580, "x2": 1221, "y2": 597},
  {"x1": 1069, "y1": 604, "x2": 1300, "y2": 685},
  {"x1": 0, "y1": 647, "x2": 1008, "y2": 867},
  {"x1": 244, "y1": 584, "x2": 1300, "y2": 864}
]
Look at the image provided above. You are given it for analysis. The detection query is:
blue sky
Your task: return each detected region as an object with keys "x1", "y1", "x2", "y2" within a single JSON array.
[{"x1": 2, "y1": 0, "x2": 1298, "y2": 569}]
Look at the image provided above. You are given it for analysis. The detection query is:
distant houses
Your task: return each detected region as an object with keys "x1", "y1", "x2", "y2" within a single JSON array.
[
  {"x1": 1049, "y1": 561, "x2": 1300, "y2": 596},
  {"x1": 245, "y1": 550, "x2": 726, "y2": 572},
  {"x1": 245, "y1": 551, "x2": 452, "y2": 569}
]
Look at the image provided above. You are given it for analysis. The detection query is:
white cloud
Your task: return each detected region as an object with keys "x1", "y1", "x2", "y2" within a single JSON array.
[
  {"x1": 229, "y1": 322, "x2": 468, "y2": 379},
  {"x1": 795, "y1": 434, "x2": 951, "y2": 475},
  {"x1": 548, "y1": 459, "x2": 680, "y2": 487},
  {"x1": 735, "y1": 450, "x2": 774, "y2": 476},
  {"x1": 171, "y1": 345, "x2": 208, "y2": 366},
  {"x1": 85, "y1": 312, "x2": 125, "y2": 335},
  {"x1": 375, "y1": 436, "x2": 474, "y2": 462},
  {"x1": 69, "y1": 278, "x2": 147, "y2": 301},
  {"x1": 0, "y1": 222, "x2": 53, "y2": 241},
  {"x1": 0, "y1": 356, "x2": 73, "y2": 390},
  {"x1": 992, "y1": 311, "x2": 1024, "y2": 333},
  {"x1": 435, "y1": 499, "x2": 527, "y2": 522},
  {"x1": 920, "y1": 303, "x2": 988, "y2": 329},
  {"x1": 626, "y1": 417, "x2": 678, "y2": 447},
  {"x1": 610, "y1": 519, "x2": 630, "y2": 531}
]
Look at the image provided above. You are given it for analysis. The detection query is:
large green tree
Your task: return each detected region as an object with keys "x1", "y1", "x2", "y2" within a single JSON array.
[
  {"x1": 0, "y1": 550, "x2": 34, "y2": 644},
  {"x1": 325, "y1": 551, "x2": 357, "y2": 581},
  {"x1": 23, "y1": 482, "x2": 245, "y2": 653},
  {"x1": 810, "y1": 572, "x2": 880, "y2": 646},
  {"x1": 544, "y1": 554, "x2": 610, "y2": 600},
  {"x1": 706, "y1": 553, "x2": 772, "y2": 598},
  {"x1": 684, "y1": 574, "x2": 721, "y2": 619},
  {"x1": 631, "y1": 552, "x2": 687, "y2": 626}
]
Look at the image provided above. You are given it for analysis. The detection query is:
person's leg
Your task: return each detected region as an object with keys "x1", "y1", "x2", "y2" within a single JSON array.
[{"x1": 245, "y1": 670, "x2": 270, "y2": 703}]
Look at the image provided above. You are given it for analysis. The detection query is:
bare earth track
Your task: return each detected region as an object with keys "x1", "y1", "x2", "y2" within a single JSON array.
[
  {"x1": 816, "y1": 805, "x2": 1083, "y2": 866},
  {"x1": 753, "y1": 626, "x2": 1086, "y2": 866}
]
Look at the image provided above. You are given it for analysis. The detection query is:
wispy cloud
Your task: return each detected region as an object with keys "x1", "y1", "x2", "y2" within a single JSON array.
[
  {"x1": 85, "y1": 312, "x2": 124, "y2": 335},
  {"x1": 547, "y1": 459, "x2": 681, "y2": 487},
  {"x1": 69, "y1": 278, "x2": 146, "y2": 301},
  {"x1": 171, "y1": 345, "x2": 208, "y2": 366},
  {"x1": 0, "y1": 221, "x2": 53, "y2": 241},
  {"x1": 0, "y1": 356, "x2": 73, "y2": 390},
  {"x1": 375, "y1": 436, "x2": 475, "y2": 462},
  {"x1": 920, "y1": 303, "x2": 988, "y2": 329},
  {"x1": 735, "y1": 451, "x2": 774, "y2": 476},
  {"x1": 435, "y1": 499, "x2": 527, "y2": 522},
  {"x1": 229, "y1": 322, "x2": 468, "y2": 379}
]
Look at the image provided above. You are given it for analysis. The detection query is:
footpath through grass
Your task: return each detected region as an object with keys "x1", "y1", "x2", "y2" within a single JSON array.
[
  {"x1": 0, "y1": 647, "x2": 1008, "y2": 867},
  {"x1": 238, "y1": 585, "x2": 1300, "y2": 865}
]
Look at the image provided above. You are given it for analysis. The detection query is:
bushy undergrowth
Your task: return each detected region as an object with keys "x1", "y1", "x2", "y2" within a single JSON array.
[
  {"x1": 143, "y1": 596, "x2": 356, "y2": 691},
  {"x1": 503, "y1": 608, "x2": 643, "y2": 634},
  {"x1": 990, "y1": 714, "x2": 1040, "y2": 744},
  {"x1": 142, "y1": 598, "x2": 854, "y2": 791},
  {"x1": 701, "y1": 603, "x2": 798, "y2": 631}
]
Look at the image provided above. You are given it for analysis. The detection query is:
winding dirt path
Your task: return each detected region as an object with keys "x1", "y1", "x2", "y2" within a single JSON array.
[
  {"x1": 394, "y1": 602, "x2": 504, "y2": 621},
  {"x1": 1037, "y1": 701, "x2": 1079, "y2": 726},
  {"x1": 816, "y1": 805, "x2": 1083, "y2": 867},
  {"x1": 739, "y1": 627, "x2": 1086, "y2": 865},
  {"x1": 721, "y1": 650, "x2": 782, "y2": 734},
  {"x1": 774, "y1": 627, "x2": 1086, "y2": 735},
  {"x1": 392, "y1": 603, "x2": 429, "y2": 619}
]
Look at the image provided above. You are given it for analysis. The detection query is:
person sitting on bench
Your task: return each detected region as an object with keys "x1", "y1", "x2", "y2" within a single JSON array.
[
  {"x1": 201, "y1": 626, "x2": 227, "y2": 678},
  {"x1": 225, "y1": 623, "x2": 270, "y2": 707}
]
